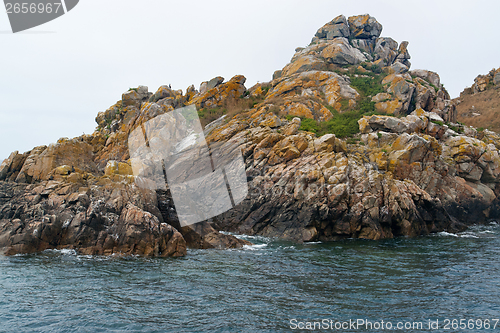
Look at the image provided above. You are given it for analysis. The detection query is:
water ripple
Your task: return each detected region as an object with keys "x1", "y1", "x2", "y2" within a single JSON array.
[{"x1": 1, "y1": 224, "x2": 499, "y2": 332}]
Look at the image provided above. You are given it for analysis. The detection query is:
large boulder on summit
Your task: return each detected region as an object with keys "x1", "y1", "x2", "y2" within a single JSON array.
[
  {"x1": 348, "y1": 14, "x2": 383, "y2": 39},
  {"x1": 311, "y1": 15, "x2": 350, "y2": 43},
  {"x1": 121, "y1": 85, "x2": 150, "y2": 107},
  {"x1": 411, "y1": 69, "x2": 441, "y2": 88}
]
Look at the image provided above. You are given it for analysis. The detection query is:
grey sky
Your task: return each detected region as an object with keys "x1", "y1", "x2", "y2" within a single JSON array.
[{"x1": 1, "y1": 0, "x2": 499, "y2": 161}]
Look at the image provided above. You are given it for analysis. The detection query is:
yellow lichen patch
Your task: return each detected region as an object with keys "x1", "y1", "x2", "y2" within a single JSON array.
[
  {"x1": 387, "y1": 150, "x2": 411, "y2": 172},
  {"x1": 375, "y1": 100, "x2": 403, "y2": 115},
  {"x1": 320, "y1": 43, "x2": 343, "y2": 61},
  {"x1": 287, "y1": 102, "x2": 315, "y2": 119},
  {"x1": 413, "y1": 108, "x2": 427, "y2": 117},
  {"x1": 392, "y1": 135, "x2": 410, "y2": 151},
  {"x1": 283, "y1": 146, "x2": 301, "y2": 161},
  {"x1": 323, "y1": 77, "x2": 341, "y2": 107},
  {"x1": 206, "y1": 119, "x2": 248, "y2": 144},
  {"x1": 260, "y1": 113, "x2": 281, "y2": 128},
  {"x1": 266, "y1": 77, "x2": 303, "y2": 100},
  {"x1": 105, "y1": 161, "x2": 133, "y2": 176},
  {"x1": 189, "y1": 75, "x2": 246, "y2": 109},
  {"x1": 370, "y1": 151, "x2": 388, "y2": 171},
  {"x1": 281, "y1": 100, "x2": 333, "y2": 122},
  {"x1": 300, "y1": 71, "x2": 332, "y2": 83},
  {"x1": 356, "y1": 66, "x2": 368, "y2": 73},
  {"x1": 250, "y1": 105, "x2": 268, "y2": 119},
  {"x1": 382, "y1": 74, "x2": 397, "y2": 85},
  {"x1": 448, "y1": 137, "x2": 486, "y2": 159},
  {"x1": 54, "y1": 165, "x2": 72, "y2": 175},
  {"x1": 251, "y1": 86, "x2": 265, "y2": 98},
  {"x1": 358, "y1": 117, "x2": 371, "y2": 133},
  {"x1": 318, "y1": 105, "x2": 334, "y2": 121},
  {"x1": 281, "y1": 55, "x2": 326, "y2": 77}
]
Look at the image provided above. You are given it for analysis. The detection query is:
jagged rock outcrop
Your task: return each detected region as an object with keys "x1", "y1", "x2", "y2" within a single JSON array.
[
  {"x1": 456, "y1": 67, "x2": 500, "y2": 133},
  {"x1": 272, "y1": 14, "x2": 453, "y2": 120},
  {"x1": 0, "y1": 180, "x2": 186, "y2": 256},
  {"x1": 462, "y1": 68, "x2": 500, "y2": 95},
  {"x1": 1, "y1": 14, "x2": 498, "y2": 255}
]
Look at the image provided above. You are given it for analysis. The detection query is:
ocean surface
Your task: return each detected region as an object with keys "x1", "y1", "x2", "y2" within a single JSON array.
[{"x1": 1, "y1": 223, "x2": 499, "y2": 332}]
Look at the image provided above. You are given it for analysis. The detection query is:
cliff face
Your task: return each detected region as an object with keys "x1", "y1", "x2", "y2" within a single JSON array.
[
  {"x1": 456, "y1": 67, "x2": 500, "y2": 132},
  {"x1": 1, "y1": 14, "x2": 500, "y2": 255}
]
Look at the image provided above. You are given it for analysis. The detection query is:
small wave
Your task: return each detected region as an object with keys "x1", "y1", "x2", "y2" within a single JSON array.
[
  {"x1": 437, "y1": 231, "x2": 459, "y2": 237},
  {"x1": 43, "y1": 249, "x2": 77, "y2": 256},
  {"x1": 220, "y1": 231, "x2": 272, "y2": 243},
  {"x1": 242, "y1": 244, "x2": 268, "y2": 251},
  {"x1": 277, "y1": 245, "x2": 296, "y2": 250},
  {"x1": 438, "y1": 231, "x2": 482, "y2": 239},
  {"x1": 458, "y1": 233, "x2": 479, "y2": 239},
  {"x1": 305, "y1": 241, "x2": 322, "y2": 245}
]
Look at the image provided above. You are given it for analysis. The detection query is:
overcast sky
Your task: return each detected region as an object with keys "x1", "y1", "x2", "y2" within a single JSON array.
[{"x1": 1, "y1": 0, "x2": 499, "y2": 161}]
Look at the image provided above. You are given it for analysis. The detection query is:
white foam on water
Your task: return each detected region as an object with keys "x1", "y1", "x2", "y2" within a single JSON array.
[
  {"x1": 305, "y1": 241, "x2": 322, "y2": 245},
  {"x1": 459, "y1": 233, "x2": 479, "y2": 239},
  {"x1": 242, "y1": 244, "x2": 268, "y2": 251},
  {"x1": 437, "y1": 231, "x2": 459, "y2": 237},
  {"x1": 220, "y1": 231, "x2": 272, "y2": 243},
  {"x1": 59, "y1": 249, "x2": 77, "y2": 255},
  {"x1": 43, "y1": 249, "x2": 77, "y2": 255}
]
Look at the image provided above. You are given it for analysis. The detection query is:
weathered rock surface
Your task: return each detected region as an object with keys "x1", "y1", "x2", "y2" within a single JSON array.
[{"x1": 0, "y1": 180, "x2": 186, "y2": 256}]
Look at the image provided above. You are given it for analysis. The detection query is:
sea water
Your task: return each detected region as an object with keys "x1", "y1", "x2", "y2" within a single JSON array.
[{"x1": 0, "y1": 223, "x2": 499, "y2": 332}]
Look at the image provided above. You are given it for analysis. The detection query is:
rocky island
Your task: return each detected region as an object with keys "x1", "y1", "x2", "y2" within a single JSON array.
[{"x1": 2, "y1": 14, "x2": 500, "y2": 257}]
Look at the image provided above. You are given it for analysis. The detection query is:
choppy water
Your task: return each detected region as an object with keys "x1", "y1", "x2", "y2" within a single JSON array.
[{"x1": 1, "y1": 223, "x2": 499, "y2": 332}]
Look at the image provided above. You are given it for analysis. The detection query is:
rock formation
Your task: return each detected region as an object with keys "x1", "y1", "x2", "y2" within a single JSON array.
[
  {"x1": 456, "y1": 67, "x2": 500, "y2": 132},
  {"x1": 1, "y1": 14, "x2": 499, "y2": 255}
]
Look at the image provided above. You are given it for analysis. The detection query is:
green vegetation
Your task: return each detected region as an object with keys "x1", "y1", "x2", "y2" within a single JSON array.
[
  {"x1": 349, "y1": 73, "x2": 385, "y2": 98},
  {"x1": 370, "y1": 64, "x2": 383, "y2": 74},
  {"x1": 346, "y1": 137, "x2": 361, "y2": 144},
  {"x1": 286, "y1": 109, "x2": 370, "y2": 138},
  {"x1": 447, "y1": 123, "x2": 464, "y2": 134},
  {"x1": 430, "y1": 119, "x2": 444, "y2": 126},
  {"x1": 198, "y1": 107, "x2": 227, "y2": 120},
  {"x1": 429, "y1": 83, "x2": 439, "y2": 93}
]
